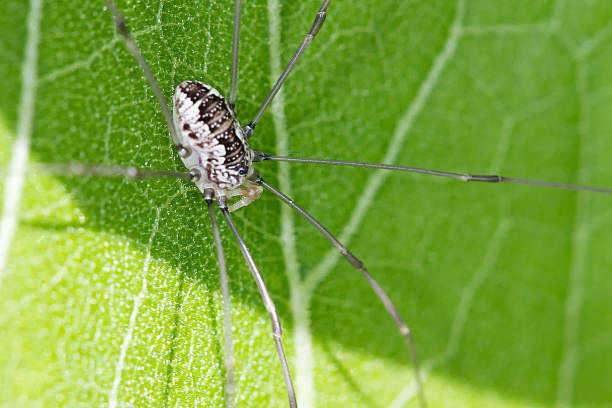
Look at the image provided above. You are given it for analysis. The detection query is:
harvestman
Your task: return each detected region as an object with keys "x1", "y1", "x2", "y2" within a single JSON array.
[{"x1": 48, "y1": 0, "x2": 612, "y2": 407}]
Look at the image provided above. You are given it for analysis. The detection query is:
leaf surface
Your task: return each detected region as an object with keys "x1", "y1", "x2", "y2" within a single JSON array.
[{"x1": 1, "y1": 0, "x2": 612, "y2": 407}]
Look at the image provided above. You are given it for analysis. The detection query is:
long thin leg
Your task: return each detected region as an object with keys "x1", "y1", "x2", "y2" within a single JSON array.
[
  {"x1": 204, "y1": 190, "x2": 237, "y2": 408},
  {"x1": 102, "y1": 0, "x2": 181, "y2": 147},
  {"x1": 229, "y1": 0, "x2": 242, "y2": 107},
  {"x1": 256, "y1": 153, "x2": 612, "y2": 195},
  {"x1": 42, "y1": 162, "x2": 191, "y2": 180},
  {"x1": 217, "y1": 196, "x2": 297, "y2": 408},
  {"x1": 243, "y1": 0, "x2": 332, "y2": 137},
  {"x1": 255, "y1": 175, "x2": 427, "y2": 408}
]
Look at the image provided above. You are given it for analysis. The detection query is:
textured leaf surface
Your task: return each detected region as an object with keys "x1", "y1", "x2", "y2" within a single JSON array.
[{"x1": 2, "y1": 0, "x2": 612, "y2": 407}]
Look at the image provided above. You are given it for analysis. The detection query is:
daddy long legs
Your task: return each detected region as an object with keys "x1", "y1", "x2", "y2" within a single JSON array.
[{"x1": 3, "y1": 0, "x2": 612, "y2": 407}]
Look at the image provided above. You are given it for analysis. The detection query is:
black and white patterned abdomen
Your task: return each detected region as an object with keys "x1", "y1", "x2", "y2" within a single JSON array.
[{"x1": 173, "y1": 81, "x2": 251, "y2": 190}]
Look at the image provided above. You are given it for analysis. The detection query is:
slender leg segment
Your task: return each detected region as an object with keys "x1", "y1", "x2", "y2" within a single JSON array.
[
  {"x1": 43, "y1": 162, "x2": 191, "y2": 181},
  {"x1": 256, "y1": 153, "x2": 612, "y2": 195},
  {"x1": 102, "y1": 0, "x2": 181, "y2": 147},
  {"x1": 255, "y1": 176, "x2": 427, "y2": 408},
  {"x1": 229, "y1": 0, "x2": 242, "y2": 107},
  {"x1": 204, "y1": 190, "x2": 237, "y2": 408},
  {"x1": 218, "y1": 196, "x2": 298, "y2": 408},
  {"x1": 243, "y1": 0, "x2": 332, "y2": 137}
]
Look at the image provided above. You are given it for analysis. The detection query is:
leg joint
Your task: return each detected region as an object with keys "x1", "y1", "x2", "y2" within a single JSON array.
[
  {"x1": 310, "y1": 12, "x2": 327, "y2": 36},
  {"x1": 116, "y1": 17, "x2": 129, "y2": 36}
]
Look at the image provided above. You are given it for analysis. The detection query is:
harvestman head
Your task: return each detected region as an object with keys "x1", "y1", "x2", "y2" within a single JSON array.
[{"x1": 46, "y1": 0, "x2": 612, "y2": 407}]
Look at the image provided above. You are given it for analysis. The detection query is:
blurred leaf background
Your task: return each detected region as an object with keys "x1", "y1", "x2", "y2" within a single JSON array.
[{"x1": 1, "y1": 0, "x2": 612, "y2": 407}]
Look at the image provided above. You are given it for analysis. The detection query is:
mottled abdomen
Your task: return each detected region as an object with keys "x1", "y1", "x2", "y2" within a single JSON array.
[{"x1": 173, "y1": 81, "x2": 251, "y2": 190}]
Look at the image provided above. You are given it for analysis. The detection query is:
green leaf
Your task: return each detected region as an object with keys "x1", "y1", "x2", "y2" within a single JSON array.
[{"x1": 2, "y1": 0, "x2": 612, "y2": 407}]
